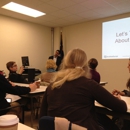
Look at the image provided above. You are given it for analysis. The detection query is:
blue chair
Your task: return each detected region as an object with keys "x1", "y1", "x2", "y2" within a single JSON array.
[
  {"x1": 38, "y1": 116, "x2": 87, "y2": 130},
  {"x1": 39, "y1": 116, "x2": 55, "y2": 130}
]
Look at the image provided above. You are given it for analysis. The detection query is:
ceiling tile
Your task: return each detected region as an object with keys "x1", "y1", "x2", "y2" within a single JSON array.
[
  {"x1": 77, "y1": 10, "x2": 101, "y2": 18},
  {"x1": 104, "y1": 0, "x2": 128, "y2": 4},
  {"x1": 62, "y1": 4, "x2": 89, "y2": 14},
  {"x1": 0, "y1": 0, "x2": 130, "y2": 27},
  {"x1": 79, "y1": 0, "x2": 110, "y2": 9},
  {"x1": 49, "y1": 10, "x2": 72, "y2": 18},
  {"x1": 70, "y1": 0, "x2": 87, "y2": 3},
  {"x1": 46, "y1": 0, "x2": 76, "y2": 9},
  {"x1": 62, "y1": 15, "x2": 85, "y2": 22}
]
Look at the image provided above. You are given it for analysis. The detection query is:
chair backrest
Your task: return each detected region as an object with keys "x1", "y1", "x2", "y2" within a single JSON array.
[
  {"x1": 28, "y1": 68, "x2": 35, "y2": 83},
  {"x1": 0, "y1": 104, "x2": 25, "y2": 124},
  {"x1": 38, "y1": 116, "x2": 87, "y2": 130},
  {"x1": 39, "y1": 116, "x2": 54, "y2": 130}
]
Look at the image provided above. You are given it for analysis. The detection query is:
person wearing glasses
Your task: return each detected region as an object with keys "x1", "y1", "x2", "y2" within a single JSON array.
[
  {"x1": 6, "y1": 61, "x2": 28, "y2": 83},
  {"x1": 6, "y1": 61, "x2": 39, "y2": 111}
]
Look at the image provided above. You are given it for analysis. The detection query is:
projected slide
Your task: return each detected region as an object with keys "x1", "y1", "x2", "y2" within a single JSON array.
[{"x1": 102, "y1": 17, "x2": 130, "y2": 59}]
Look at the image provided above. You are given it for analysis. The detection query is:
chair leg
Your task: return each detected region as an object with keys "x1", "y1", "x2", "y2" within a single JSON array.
[
  {"x1": 35, "y1": 96, "x2": 41, "y2": 119},
  {"x1": 21, "y1": 105, "x2": 25, "y2": 124}
]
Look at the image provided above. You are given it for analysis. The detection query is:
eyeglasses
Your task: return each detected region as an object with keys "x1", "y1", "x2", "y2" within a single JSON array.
[{"x1": 12, "y1": 64, "x2": 17, "y2": 67}]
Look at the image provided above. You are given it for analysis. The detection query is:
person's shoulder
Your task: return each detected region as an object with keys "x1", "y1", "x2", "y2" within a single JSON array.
[
  {"x1": 95, "y1": 70, "x2": 101, "y2": 77},
  {"x1": 49, "y1": 56, "x2": 53, "y2": 59},
  {"x1": 0, "y1": 73, "x2": 4, "y2": 78},
  {"x1": 9, "y1": 72, "x2": 20, "y2": 77},
  {"x1": 76, "y1": 76, "x2": 91, "y2": 83},
  {"x1": 0, "y1": 73, "x2": 7, "y2": 81},
  {"x1": 9, "y1": 71, "x2": 17, "y2": 74},
  {"x1": 80, "y1": 76, "x2": 99, "y2": 85},
  {"x1": 45, "y1": 84, "x2": 53, "y2": 92},
  {"x1": 41, "y1": 72, "x2": 47, "y2": 76}
]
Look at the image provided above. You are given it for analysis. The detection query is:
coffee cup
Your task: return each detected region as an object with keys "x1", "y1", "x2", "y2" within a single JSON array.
[
  {"x1": 36, "y1": 80, "x2": 41, "y2": 88},
  {"x1": 0, "y1": 114, "x2": 19, "y2": 130}
]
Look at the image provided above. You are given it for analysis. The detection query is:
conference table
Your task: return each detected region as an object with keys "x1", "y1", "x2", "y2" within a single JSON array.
[
  {"x1": 95, "y1": 96, "x2": 130, "y2": 120},
  {"x1": 99, "y1": 81, "x2": 108, "y2": 87},
  {"x1": 18, "y1": 123, "x2": 35, "y2": 130},
  {"x1": 6, "y1": 83, "x2": 47, "y2": 128},
  {"x1": 17, "y1": 83, "x2": 47, "y2": 127},
  {"x1": 6, "y1": 81, "x2": 107, "y2": 127}
]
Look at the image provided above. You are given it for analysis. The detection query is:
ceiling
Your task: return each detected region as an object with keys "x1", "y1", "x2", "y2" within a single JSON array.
[{"x1": 0, "y1": 0, "x2": 130, "y2": 27}]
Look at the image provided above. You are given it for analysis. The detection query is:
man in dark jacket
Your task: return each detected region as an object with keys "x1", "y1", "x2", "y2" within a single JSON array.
[{"x1": 49, "y1": 49, "x2": 64, "y2": 71}]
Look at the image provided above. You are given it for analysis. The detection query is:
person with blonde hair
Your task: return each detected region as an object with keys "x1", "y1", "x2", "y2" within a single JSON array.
[
  {"x1": 41, "y1": 59, "x2": 57, "y2": 84},
  {"x1": 40, "y1": 48, "x2": 127, "y2": 130}
]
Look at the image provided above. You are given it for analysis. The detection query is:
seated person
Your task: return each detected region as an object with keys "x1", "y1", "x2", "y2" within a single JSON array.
[
  {"x1": 0, "y1": 73, "x2": 37, "y2": 120},
  {"x1": 88, "y1": 58, "x2": 101, "y2": 83},
  {"x1": 112, "y1": 59, "x2": 130, "y2": 130},
  {"x1": 112, "y1": 59, "x2": 130, "y2": 96},
  {"x1": 6, "y1": 61, "x2": 38, "y2": 111},
  {"x1": 41, "y1": 59, "x2": 57, "y2": 85},
  {"x1": 6, "y1": 61, "x2": 28, "y2": 83},
  {"x1": 112, "y1": 78, "x2": 130, "y2": 96},
  {"x1": 40, "y1": 48, "x2": 126, "y2": 130}
]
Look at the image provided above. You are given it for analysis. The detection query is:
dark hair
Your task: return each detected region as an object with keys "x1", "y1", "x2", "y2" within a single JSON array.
[
  {"x1": 6, "y1": 61, "x2": 15, "y2": 71},
  {"x1": 56, "y1": 50, "x2": 60, "y2": 54},
  {"x1": 88, "y1": 58, "x2": 98, "y2": 69},
  {"x1": 126, "y1": 78, "x2": 130, "y2": 89}
]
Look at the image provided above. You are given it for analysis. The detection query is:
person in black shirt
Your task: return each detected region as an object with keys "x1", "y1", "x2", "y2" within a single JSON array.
[
  {"x1": 0, "y1": 73, "x2": 37, "y2": 118},
  {"x1": 6, "y1": 61, "x2": 28, "y2": 83},
  {"x1": 6, "y1": 61, "x2": 37, "y2": 111},
  {"x1": 49, "y1": 50, "x2": 64, "y2": 71}
]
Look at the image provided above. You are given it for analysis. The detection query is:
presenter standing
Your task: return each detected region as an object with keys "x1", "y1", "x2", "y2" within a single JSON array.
[
  {"x1": 49, "y1": 32, "x2": 64, "y2": 71},
  {"x1": 49, "y1": 48, "x2": 64, "y2": 71}
]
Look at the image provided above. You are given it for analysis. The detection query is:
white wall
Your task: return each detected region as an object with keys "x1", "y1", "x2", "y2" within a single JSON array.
[
  {"x1": 59, "y1": 13, "x2": 130, "y2": 92},
  {"x1": 0, "y1": 15, "x2": 52, "y2": 75},
  {"x1": 53, "y1": 27, "x2": 62, "y2": 52},
  {"x1": 1, "y1": 13, "x2": 130, "y2": 93}
]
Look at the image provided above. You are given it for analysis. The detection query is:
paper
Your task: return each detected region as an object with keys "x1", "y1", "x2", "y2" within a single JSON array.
[{"x1": 6, "y1": 94, "x2": 21, "y2": 102}]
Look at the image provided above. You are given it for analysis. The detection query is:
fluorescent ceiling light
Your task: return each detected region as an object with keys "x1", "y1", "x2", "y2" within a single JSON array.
[{"x1": 2, "y1": 2, "x2": 46, "y2": 18}]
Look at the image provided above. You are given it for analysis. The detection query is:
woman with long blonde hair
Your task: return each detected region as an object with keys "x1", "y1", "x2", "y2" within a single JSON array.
[
  {"x1": 40, "y1": 48, "x2": 127, "y2": 130},
  {"x1": 51, "y1": 48, "x2": 90, "y2": 89}
]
